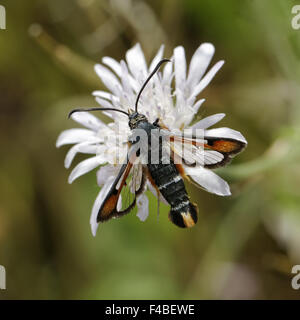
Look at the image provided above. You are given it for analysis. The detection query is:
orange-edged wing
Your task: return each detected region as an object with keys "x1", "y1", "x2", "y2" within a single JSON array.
[
  {"x1": 97, "y1": 148, "x2": 146, "y2": 223},
  {"x1": 168, "y1": 132, "x2": 246, "y2": 169},
  {"x1": 203, "y1": 136, "x2": 246, "y2": 168}
]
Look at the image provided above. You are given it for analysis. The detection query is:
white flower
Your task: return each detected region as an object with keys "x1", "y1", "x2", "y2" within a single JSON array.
[{"x1": 56, "y1": 43, "x2": 247, "y2": 236}]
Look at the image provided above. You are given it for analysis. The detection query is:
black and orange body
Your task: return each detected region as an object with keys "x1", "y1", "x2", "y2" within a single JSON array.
[
  {"x1": 95, "y1": 112, "x2": 246, "y2": 228},
  {"x1": 134, "y1": 117, "x2": 198, "y2": 228},
  {"x1": 148, "y1": 160, "x2": 198, "y2": 228}
]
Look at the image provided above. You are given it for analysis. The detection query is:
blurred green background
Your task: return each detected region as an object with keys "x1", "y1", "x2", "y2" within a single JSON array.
[{"x1": 1, "y1": 0, "x2": 300, "y2": 299}]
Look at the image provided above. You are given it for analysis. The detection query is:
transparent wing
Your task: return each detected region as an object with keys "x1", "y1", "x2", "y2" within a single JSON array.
[
  {"x1": 97, "y1": 146, "x2": 146, "y2": 223},
  {"x1": 118, "y1": 160, "x2": 146, "y2": 216},
  {"x1": 163, "y1": 128, "x2": 246, "y2": 168}
]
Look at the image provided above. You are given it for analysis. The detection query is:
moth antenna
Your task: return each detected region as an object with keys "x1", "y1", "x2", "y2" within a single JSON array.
[
  {"x1": 135, "y1": 58, "x2": 170, "y2": 113},
  {"x1": 68, "y1": 107, "x2": 129, "y2": 119}
]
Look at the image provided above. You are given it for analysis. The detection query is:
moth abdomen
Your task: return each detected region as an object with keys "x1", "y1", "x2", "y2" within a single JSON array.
[
  {"x1": 148, "y1": 160, "x2": 198, "y2": 228},
  {"x1": 168, "y1": 202, "x2": 198, "y2": 228}
]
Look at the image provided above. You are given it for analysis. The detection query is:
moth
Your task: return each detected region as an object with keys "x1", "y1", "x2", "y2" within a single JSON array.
[{"x1": 69, "y1": 59, "x2": 246, "y2": 228}]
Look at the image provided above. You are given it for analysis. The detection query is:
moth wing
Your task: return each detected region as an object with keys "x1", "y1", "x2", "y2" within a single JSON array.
[
  {"x1": 203, "y1": 135, "x2": 246, "y2": 168},
  {"x1": 164, "y1": 128, "x2": 246, "y2": 168},
  {"x1": 97, "y1": 147, "x2": 146, "y2": 223}
]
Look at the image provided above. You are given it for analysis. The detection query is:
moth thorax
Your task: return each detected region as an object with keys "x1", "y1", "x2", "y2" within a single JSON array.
[{"x1": 128, "y1": 112, "x2": 148, "y2": 129}]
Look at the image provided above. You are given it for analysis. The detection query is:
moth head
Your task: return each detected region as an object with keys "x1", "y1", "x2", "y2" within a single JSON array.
[{"x1": 128, "y1": 112, "x2": 147, "y2": 129}]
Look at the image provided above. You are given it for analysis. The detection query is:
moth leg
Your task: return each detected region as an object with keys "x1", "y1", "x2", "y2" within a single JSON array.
[{"x1": 153, "y1": 118, "x2": 160, "y2": 126}]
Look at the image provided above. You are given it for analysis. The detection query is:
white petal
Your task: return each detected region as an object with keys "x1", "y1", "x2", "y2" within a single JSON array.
[
  {"x1": 126, "y1": 43, "x2": 147, "y2": 80},
  {"x1": 184, "y1": 165, "x2": 231, "y2": 196},
  {"x1": 102, "y1": 56, "x2": 122, "y2": 77},
  {"x1": 95, "y1": 97, "x2": 114, "y2": 109},
  {"x1": 175, "y1": 86, "x2": 187, "y2": 114},
  {"x1": 162, "y1": 58, "x2": 173, "y2": 86},
  {"x1": 149, "y1": 44, "x2": 165, "y2": 71},
  {"x1": 136, "y1": 194, "x2": 149, "y2": 222},
  {"x1": 68, "y1": 155, "x2": 107, "y2": 184},
  {"x1": 191, "y1": 113, "x2": 225, "y2": 130},
  {"x1": 178, "y1": 99, "x2": 206, "y2": 128},
  {"x1": 92, "y1": 90, "x2": 116, "y2": 101},
  {"x1": 94, "y1": 64, "x2": 122, "y2": 96},
  {"x1": 103, "y1": 57, "x2": 140, "y2": 94},
  {"x1": 121, "y1": 60, "x2": 140, "y2": 93},
  {"x1": 56, "y1": 129, "x2": 96, "y2": 147},
  {"x1": 120, "y1": 60, "x2": 134, "y2": 104},
  {"x1": 90, "y1": 176, "x2": 115, "y2": 236},
  {"x1": 97, "y1": 165, "x2": 120, "y2": 186},
  {"x1": 174, "y1": 46, "x2": 186, "y2": 91},
  {"x1": 70, "y1": 111, "x2": 105, "y2": 131},
  {"x1": 187, "y1": 43, "x2": 215, "y2": 88},
  {"x1": 193, "y1": 98, "x2": 206, "y2": 114},
  {"x1": 190, "y1": 60, "x2": 224, "y2": 98},
  {"x1": 64, "y1": 143, "x2": 99, "y2": 169},
  {"x1": 205, "y1": 127, "x2": 247, "y2": 144}
]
